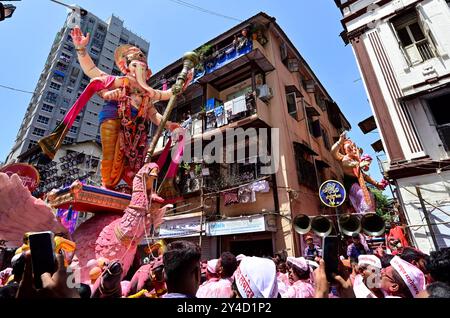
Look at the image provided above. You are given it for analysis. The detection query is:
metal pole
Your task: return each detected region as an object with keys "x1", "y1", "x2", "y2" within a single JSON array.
[
  {"x1": 415, "y1": 186, "x2": 439, "y2": 251},
  {"x1": 199, "y1": 172, "x2": 204, "y2": 248},
  {"x1": 145, "y1": 52, "x2": 199, "y2": 163}
]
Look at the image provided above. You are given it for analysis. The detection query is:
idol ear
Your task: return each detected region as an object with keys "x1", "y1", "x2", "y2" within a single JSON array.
[{"x1": 146, "y1": 69, "x2": 152, "y2": 80}]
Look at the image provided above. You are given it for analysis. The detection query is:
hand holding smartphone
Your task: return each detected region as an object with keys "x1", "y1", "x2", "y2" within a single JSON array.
[
  {"x1": 28, "y1": 231, "x2": 56, "y2": 289},
  {"x1": 322, "y1": 235, "x2": 340, "y2": 282}
]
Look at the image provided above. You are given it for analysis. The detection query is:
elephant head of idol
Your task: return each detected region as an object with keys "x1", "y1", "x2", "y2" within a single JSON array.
[{"x1": 114, "y1": 44, "x2": 153, "y2": 95}]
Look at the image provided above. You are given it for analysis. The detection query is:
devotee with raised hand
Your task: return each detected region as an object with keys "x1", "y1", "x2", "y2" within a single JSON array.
[
  {"x1": 162, "y1": 241, "x2": 201, "y2": 298},
  {"x1": 313, "y1": 258, "x2": 355, "y2": 298},
  {"x1": 16, "y1": 252, "x2": 80, "y2": 299},
  {"x1": 281, "y1": 257, "x2": 314, "y2": 298}
]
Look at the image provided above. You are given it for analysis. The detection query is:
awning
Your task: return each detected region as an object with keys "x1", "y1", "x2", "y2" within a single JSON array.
[
  {"x1": 358, "y1": 116, "x2": 377, "y2": 134},
  {"x1": 54, "y1": 70, "x2": 65, "y2": 77},
  {"x1": 315, "y1": 159, "x2": 330, "y2": 168},
  {"x1": 285, "y1": 85, "x2": 303, "y2": 98},
  {"x1": 371, "y1": 139, "x2": 384, "y2": 153},
  {"x1": 294, "y1": 141, "x2": 319, "y2": 156},
  {"x1": 206, "y1": 214, "x2": 277, "y2": 237},
  {"x1": 306, "y1": 106, "x2": 321, "y2": 117}
]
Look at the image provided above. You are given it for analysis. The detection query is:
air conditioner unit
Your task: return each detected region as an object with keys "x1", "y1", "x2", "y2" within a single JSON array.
[
  {"x1": 305, "y1": 80, "x2": 316, "y2": 93},
  {"x1": 257, "y1": 84, "x2": 273, "y2": 103},
  {"x1": 287, "y1": 58, "x2": 300, "y2": 72}
]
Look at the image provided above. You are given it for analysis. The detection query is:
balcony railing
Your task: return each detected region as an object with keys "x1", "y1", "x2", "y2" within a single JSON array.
[
  {"x1": 416, "y1": 40, "x2": 434, "y2": 61},
  {"x1": 154, "y1": 92, "x2": 260, "y2": 150},
  {"x1": 193, "y1": 40, "x2": 254, "y2": 83},
  {"x1": 178, "y1": 165, "x2": 266, "y2": 197}
]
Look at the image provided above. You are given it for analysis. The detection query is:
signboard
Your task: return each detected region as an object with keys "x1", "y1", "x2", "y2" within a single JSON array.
[
  {"x1": 157, "y1": 216, "x2": 202, "y2": 239},
  {"x1": 319, "y1": 180, "x2": 346, "y2": 208},
  {"x1": 0, "y1": 163, "x2": 40, "y2": 192},
  {"x1": 206, "y1": 214, "x2": 277, "y2": 237}
]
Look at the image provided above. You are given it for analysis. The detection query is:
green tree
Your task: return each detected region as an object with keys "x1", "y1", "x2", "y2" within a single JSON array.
[{"x1": 369, "y1": 186, "x2": 393, "y2": 223}]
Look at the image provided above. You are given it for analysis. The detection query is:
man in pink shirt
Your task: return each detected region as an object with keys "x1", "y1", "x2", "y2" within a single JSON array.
[
  {"x1": 281, "y1": 257, "x2": 315, "y2": 298},
  {"x1": 196, "y1": 259, "x2": 220, "y2": 298},
  {"x1": 195, "y1": 252, "x2": 237, "y2": 298}
]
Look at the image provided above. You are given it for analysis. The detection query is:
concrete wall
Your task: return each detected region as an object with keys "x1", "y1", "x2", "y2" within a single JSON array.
[{"x1": 397, "y1": 170, "x2": 450, "y2": 253}]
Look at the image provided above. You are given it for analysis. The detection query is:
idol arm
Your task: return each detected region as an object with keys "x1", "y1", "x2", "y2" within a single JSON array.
[
  {"x1": 331, "y1": 139, "x2": 345, "y2": 162},
  {"x1": 363, "y1": 173, "x2": 382, "y2": 187},
  {"x1": 75, "y1": 47, "x2": 107, "y2": 79}
]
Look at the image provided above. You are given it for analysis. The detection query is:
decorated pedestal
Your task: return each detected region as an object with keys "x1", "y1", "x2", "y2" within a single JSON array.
[{"x1": 47, "y1": 180, "x2": 132, "y2": 214}]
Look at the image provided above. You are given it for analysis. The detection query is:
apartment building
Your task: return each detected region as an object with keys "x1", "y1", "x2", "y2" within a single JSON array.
[{"x1": 143, "y1": 12, "x2": 351, "y2": 259}]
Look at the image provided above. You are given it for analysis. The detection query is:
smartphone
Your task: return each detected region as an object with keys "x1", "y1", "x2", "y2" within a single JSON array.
[
  {"x1": 28, "y1": 231, "x2": 56, "y2": 289},
  {"x1": 323, "y1": 235, "x2": 340, "y2": 282}
]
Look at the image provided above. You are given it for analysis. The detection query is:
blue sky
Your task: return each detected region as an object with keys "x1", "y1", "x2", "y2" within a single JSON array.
[{"x1": 0, "y1": 0, "x2": 388, "y2": 191}]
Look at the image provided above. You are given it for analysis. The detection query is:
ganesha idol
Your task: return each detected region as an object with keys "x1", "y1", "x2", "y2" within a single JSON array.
[
  {"x1": 331, "y1": 132, "x2": 389, "y2": 214},
  {"x1": 38, "y1": 26, "x2": 192, "y2": 189}
]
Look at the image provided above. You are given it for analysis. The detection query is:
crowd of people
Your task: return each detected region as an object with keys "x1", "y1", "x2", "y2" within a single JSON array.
[{"x1": 1, "y1": 234, "x2": 450, "y2": 299}]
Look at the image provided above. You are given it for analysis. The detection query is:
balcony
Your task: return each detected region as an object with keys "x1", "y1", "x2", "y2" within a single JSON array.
[
  {"x1": 153, "y1": 91, "x2": 272, "y2": 154},
  {"x1": 192, "y1": 40, "x2": 274, "y2": 90},
  {"x1": 177, "y1": 161, "x2": 268, "y2": 198}
]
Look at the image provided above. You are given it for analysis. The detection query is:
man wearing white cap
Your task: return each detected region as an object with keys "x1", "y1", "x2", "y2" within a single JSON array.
[
  {"x1": 196, "y1": 259, "x2": 219, "y2": 298},
  {"x1": 233, "y1": 256, "x2": 279, "y2": 298},
  {"x1": 380, "y1": 256, "x2": 426, "y2": 298},
  {"x1": 353, "y1": 255, "x2": 383, "y2": 298},
  {"x1": 196, "y1": 252, "x2": 237, "y2": 298},
  {"x1": 281, "y1": 257, "x2": 315, "y2": 298}
]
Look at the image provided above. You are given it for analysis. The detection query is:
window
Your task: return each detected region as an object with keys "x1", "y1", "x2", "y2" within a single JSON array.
[
  {"x1": 33, "y1": 127, "x2": 46, "y2": 137},
  {"x1": 392, "y1": 10, "x2": 436, "y2": 66},
  {"x1": 66, "y1": 87, "x2": 73, "y2": 94},
  {"x1": 42, "y1": 104, "x2": 54, "y2": 113},
  {"x1": 60, "y1": 52, "x2": 71, "y2": 63},
  {"x1": 52, "y1": 74, "x2": 64, "y2": 83},
  {"x1": 49, "y1": 82, "x2": 61, "y2": 91},
  {"x1": 321, "y1": 126, "x2": 331, "y2": 150},
  {"x1": 286, "y1": 92, "x2": 297, "y2": 119},
  {"x1": 75, "y1": 116, "x2": 81, "y2": 122},
  {"x1": 70, "y1": 67, "x2": 80, "y2": 78},
  {"x1": 44, "y1": 92, "x2": 58, "y2": 104},
  {"x1": 62, "y1": 98, "x2": 71, "y2": 108},
  {"x1": 37, "y1": 115, "x2": 49, "y2": 125},
  {"x1": 293, "y1": 142, "x2": 318, "y2": 190},
  {"x1": 427, "y1": 93, "x2": 450, "y2": 152},
  {"x1": 315, "y1": 93, "x2": 327, "y2": 112},
  {"x1": 90, "y1": 47, "x2": 101, "y2": 55},
  {"x1": 60, "y1": 108, "x2": 66, "y2": 115},
  {"x1": 69, "y1": 126, "x2": 78, "y2": 134},
  {"x1": 27, "y1": 140, "x2": 38, "y2": 150},
  {"x1": 64, "y1": 137, "x2": 75, "y2": 144}
]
